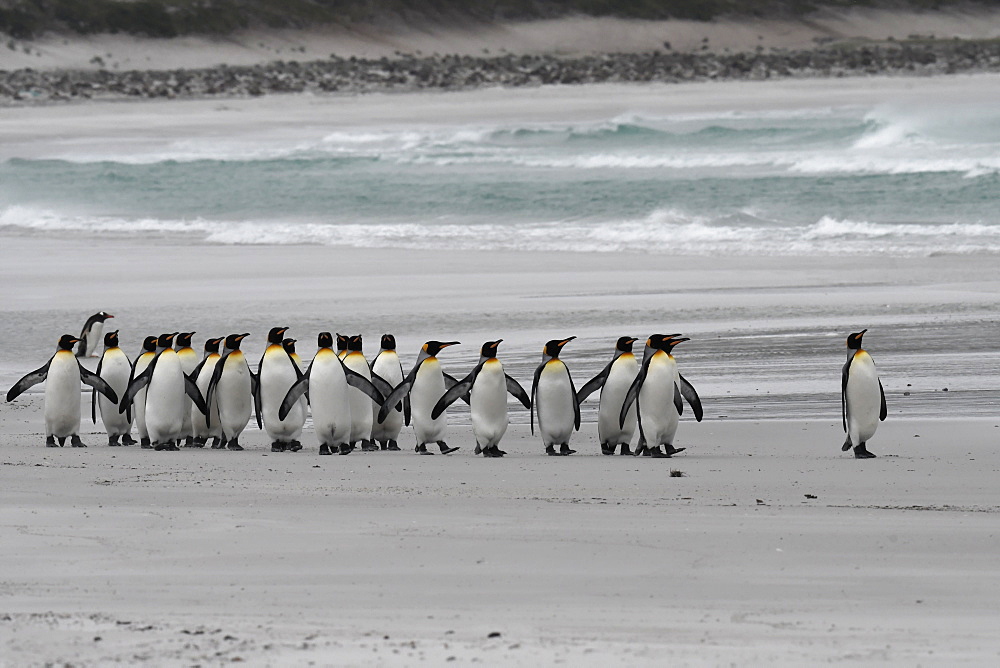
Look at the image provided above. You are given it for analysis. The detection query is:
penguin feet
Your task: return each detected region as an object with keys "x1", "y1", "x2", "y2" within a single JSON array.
[
  {"x1": 71, "y1": 435, "x2": 87, "y2": 448},
  {"x1": 121, "y1": 434, "x2": 137, "y2": 446},
  {"x1": 318, "y1": 444, "x2": 333, "y2": 456},
  {"x1": 153, "y1": 441, "x2": 173, "y2": 451},
  {"x1": 271, "y1": 441, "x2": 286, "y2": 453},
  {"x1": 545, "y1": 445, "x2": 560, "y2": 456},
  {"x1": 379, "y1": 441, "x2": 389, "y2": 451},
  {"x1": 474, "y1": 443, "x2": 483, "y2": 455},
  {"x1": 437, "y1": 441, "x2": 459, "y2": 455},
  {"x1": 288, "y1": 440, "x2": 302, "y2": 452},
  {"x1": 632, "y1": 444, "x2": 647, "y2": 457},
  {"x1": 559, "y1": 444, "x2": 576, "y2": 456},
  {"x1": 664, "y1": 445, "x2": 686, "y2": 457},
  {"x1": 416, "y1": 444, "x2": 433, "y2": 455},
  {"x1": 210, "y1": 438, "x2": 225, "y2": 450},
  {"x1": 108, "y1": 435, "x2": 121, "y2": 447},
  {"x1": 600, "y1": 443, "x2": 614, "y2": 456},
  {"x1": 648, "y1": 446, "x2": 670, "y2": 458},
  {"x1": 183, "y1": 437, "x2": 195, "y2": 447},
  {"x1": 842, "y1": 436, "x2": 853, "y2": 452},
  {"x1": 338, "y1": 444, "x2": 353, "y2": 455},
  {"x1": 45, "y1": 435, "x2": 58, "y2": 448},
  {"x1": 854, "y1": 443, "x2": 877, "y2": 459},
  {"x1": 619, "y1": 444, "x2": 634, "y2": 456},
  {"x1": 387, "y1": 441, "x2": 401, "y2": 452},
  {"x1": 483, "y1": 445, "x2": 505, "y2": 458},
  {"x1": 140, "y1": 438, "x2": 152, "y2": 449},
  {"x1": 361, "y1": 440, "x2": 378, "y2": 452},
  {"x1": 189, "y1": 437, "x2": 206, "y2": 448},
  {"x1": 227, "y1": 439, "x2": 244, "y2": 451}
]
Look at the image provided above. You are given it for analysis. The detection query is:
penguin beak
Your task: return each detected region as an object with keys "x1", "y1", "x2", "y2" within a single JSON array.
[
  {"x1": 441, "y1": 341, "x2": 460, "y2": 348},
  {"x1": 237, "y1": 334, "x2": 249, "y2": 341},
  {"x1": 557, "y1": 336, "x2": 576, "y2": 347},
  {"x1": 107, "y1": 314, "x2": 115, "y2": 319},
  {"x1": 70, "y1": 337, "x2": 81, "y2": 344},
  {"x1": 669, "y1": 337, "x2": 691, "y2": 347}
]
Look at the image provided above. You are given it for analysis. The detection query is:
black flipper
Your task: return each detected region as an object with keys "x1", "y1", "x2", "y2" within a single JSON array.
[
  {"x1": 431, "y1": 365, "x2": 481, "y2": 420},
  {"x1": 378, "y1": 362, "x2": 419, "y2": 424},
  {"x1": 576, "y1": 361, "x2": 612, "y2": 404},
  {"x1": 673, "y1": 382, "x2": 683, "y2": 415},
  {"x1": 204, "y1": 352, "x2": 229, "y2": 429},
  {"x1": 279, "y1": 377, "x2": 309, "y2": 421},
  {"x1": 879, "y1": 378, "x2": 887, "y2": 421},
  {"x1": 443, "y1": 371, "x2": 471, "y2": 405},
  {"x1": 403, "y1": 395, "x2": 411, "y2": 426},
  {"x1": 565, "y1": 365, "x2": 581, "y2": 430},
  {"x1": 190, "y1": 357, "x2": 208, "y2": 382},
  {"x1": 530, "y1": 363, "x2": 543, "y2": 436},
  {"x1": 184, "y1": 373, "x2": 208, "y2": 415},
  {"x1": 80, "y1": 362, "x2": 118, "y2": 405},
  {"x1": 6, "y1": 360, "x2": 51, "y2": 402},
  {"x1": 119, "y1": 355, "x2": 157, "y2": 414},
  {"x1": 505, "y1": 374, "x2": 531, "y2": 409},
  {"x1": 251, "y1": 370, "x2": 263, "y2": 430},
  {"x1": 370, "y1": 371, "x2": 402, "y2": 419},
  {"x1": 620, "y1": 359, "x2": 649, "y2": 429},
  {"x1": 678, "y1": 373, "x2": 703, "y2": 422},
  {"x1": 92, "y1": 353, "x2": 103, "y2": 424},
  {"x1": 841, "y1": 356, "x2": 851, "y2": 432},
  {"x1": 345, "y1": 366, "x2": 385, "y2": 405}
]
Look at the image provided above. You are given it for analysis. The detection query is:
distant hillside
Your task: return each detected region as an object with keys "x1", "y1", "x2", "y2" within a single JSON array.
[{"x1": 3, "y1": 0, "x2": 999, "y2": 40}]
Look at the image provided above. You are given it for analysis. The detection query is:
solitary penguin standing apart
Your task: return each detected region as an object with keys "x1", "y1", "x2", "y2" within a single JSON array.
[
  {"x1": 190, "y1": 337, "x2": 225, "y2": 448},
  {"x1": 280, "y1": 332, "x2": 384, "y2": 456},
  {"x1": 129, "y1": 335, "x2": 158, "y2": 448},
  {"x1": 379, "y1": 341, "x2": 461, "y2": 455},
  {"x1": 92, "y1": 330, "x2": 135, "y2": 446},
  {"x1": 433, "y1": 340, "x2": 531, "y2": 457},
  {"x1": 259, "y1": 327, "x2": 305, "y2": 453},
  {"x1": 76, "y1": 312, "x2": 114, "y2": 358},
  {"x1": 621, "y1": 335, "x2": 703, "y2": 458},
  {"x1": 577, "y1": 336, "x2": 639, "y2": 455},
  {"x1": 175, "y1": 332, "x2": 198, "y2": 446},
  {"x1": 206, "y1": 333, "x2": 254, "y2": 451},
  {"x1": 842, "y1": 329, "x2": 887, "y2": 459},
  {"x1": 531, "y1": 337, "x2": 580, "y2": 456},
  {"x1": 7, "y1": 334, "x2": 118, "y2": 447},
  {"x1": 370, "y1": 334, "x2": 406, "y2": 451}
]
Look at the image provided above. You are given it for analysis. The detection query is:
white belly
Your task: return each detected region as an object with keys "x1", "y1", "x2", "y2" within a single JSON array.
[
  {"x1": 471, "y1": 361, "x2": 509, "y2": 448},
  {"x1": 343, "y1": 352, "x2": 373, "y2": 442},
  {"x1": 44, "y1": 352, "x2": 82, "y2": 438},
  {"x1": 537, "y1": 361, "x2": 575, "y2": 446},
  {"x1": 371, "y1": 352, "x2": 404, "y2": 441},
  {"x1": 846, "y1": 352, "x2": 881, "y2": 445},
  {"x1": 411, "y1": 359, "x2": 447, "y2": 443},
  {"x1": 217, "y1": 354, "x2": 252, "y2": 440},
  {"x1": 192, "y1": 356, "x2": 221, "y2": 438},
  {"x1": 261, "y1": 348, "x2": 304, "y2": 441},
  {"x1": 84, "y1": 322, "x2": 103, "y2": 357},
  {"x1": 144, "y1": 351, "x2": 186, "y2": 443},
  {"x1": 98, "y1": 350, "x2": 132, "y2": 436},
  {"x1": 310, "y1": 354, "x2": 353, "y2": 446},
  {"x1": 638, "y1": 353, "x2": 679, "y2": 447},
  {"x1": 598, "y1": 355, "x2": 638, "y2": 446}
]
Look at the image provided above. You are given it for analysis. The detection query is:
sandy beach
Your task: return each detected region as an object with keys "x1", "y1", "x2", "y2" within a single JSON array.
[{"x1": 2, "y1": 21, "x2": 1000, "y2": 663}]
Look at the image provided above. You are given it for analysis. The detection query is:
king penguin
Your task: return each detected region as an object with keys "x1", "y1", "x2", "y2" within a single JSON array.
[
  {"x1": 433, "y1": 340, "x2": 530, "y2": 457},
  {"x1": 282, "y1": 338, "x2": 308, "y2": 452},
  {"x1": 92, "y1": 330, "x2": 135, "y2": 446},
  {"x1": 530, "y1": 337, "x2": 580, "y2": 456},
  {"x1": 190, "y1": 337, "x2": 225, "y2": 448},
  {"x1": 370, "y1": 334, "x2": 407, "y2": 451},
  {"x1": 205, "y1": 333, "x2": 254, "y2": 451},
  {"x1": 620, "y1": 334, "x2": 703, "y2": 458},
  {"x1": 175, "y1": 332, "x2": 199, "y2": 446},
  {"x1": 343, "y1": 335, "x2": 378, "y2": 452},
  {"x1": 378, "y1": 341, "x2": 461, "y2": 455},
  {"x1": 7, "y1": 334, "x2": 118, "y2": 447},
  {"x1": 259, "y1": 327, "x2": 306, "y2": 453},
  {"x1": 120, "y1": 333, "x2": 207, "y2": 451},
  {"x1": 336, "y1": 333, "x2": 349, "y2": 360},
  {"x1": 76, "y1": 311, "x2": 114, "y2": 358},
  {"x1": 576, "y1": 336, "x2": 640, "y2": 455},
  {"x1": 841, "y1": 329, "x2": 887, "y2": 459},
  {"x1": 280, "y1": 332, "x2": 384, "y2": 456},
  {"x1": 128, "y1": 335, "x2": 158, "y2": 448}
]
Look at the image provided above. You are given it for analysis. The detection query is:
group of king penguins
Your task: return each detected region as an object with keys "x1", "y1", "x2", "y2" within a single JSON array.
[{"x1": 5, "y1": 311, "x2": 889, "y2": 459}]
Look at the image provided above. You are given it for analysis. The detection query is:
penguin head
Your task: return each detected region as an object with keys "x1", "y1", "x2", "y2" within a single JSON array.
[
  {"x1": 336, "y1": 333, "x2": 348, "y2": 352},
  {"x1": 380, "y1": 334, "x2": 397, "y2": 351},
  {"x1": 157, "y1": 333, "x2": 176, "y2": 349},
  {"x1": 268, "y1": 327, "x2": 289, "y2": 345},
  {"x1": 423, "y1": 341, "x2": 459, "y2": 357},
  {"x1": 204, "y1": 337, "x2": 224, "y2": 354},
  {"x1": 318, "y1": 332, "x2": 334, "y2": 349},
  {"x1": 282, "y1": 338, "x2": 297, "y2": 355},
  {"x1": 543, "y1": 337, "x2": 575, "y2": 359},
  {"x1": 480, "y1": 339, "x2": 503, "y2": 359},
  {"x1": 615, "y1": 336, "x2": 638, "y2": 353},
  {"x1": 175, "y1": 332, "x2": 195, "y2": 348},
  {"x1": 95, "y1": 312, "x2": 114, "y2": 322},
  {"x1": 141, "y1": 336, "x2": 157, "y2": 352},
  {"x1": 225, "y1": 333, "x2": 249, "y2": 350},
  {"x1": 647, "y1": 334, "x2": 687, "y2": 352},
  {"x1": 847, "y1": 329, "x2": 867, "y2": 350},
  {"x1": 348, "y1": 335, "x2": 363, "y2": 352},
  {"x1": 103, "y1": 330, "x2": 120, "y2": 348},
  {"x1": 57, "y1": 334, "x2": 81, "y2": 350}
]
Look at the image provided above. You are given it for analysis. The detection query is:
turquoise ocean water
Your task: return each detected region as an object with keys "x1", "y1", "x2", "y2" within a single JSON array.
[{"x1": 2, "y1": 101, "x2": 999, "y2": 255}]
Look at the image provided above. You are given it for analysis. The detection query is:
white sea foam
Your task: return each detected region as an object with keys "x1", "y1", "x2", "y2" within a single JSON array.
[{"x1": 4, "y1": 205, "x2": 998, "y2": 257}]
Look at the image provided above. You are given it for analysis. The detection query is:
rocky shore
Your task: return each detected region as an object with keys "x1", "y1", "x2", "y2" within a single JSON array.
[{"x1": 3, "y1": 38, "x2": 1000, "y2": 104}]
